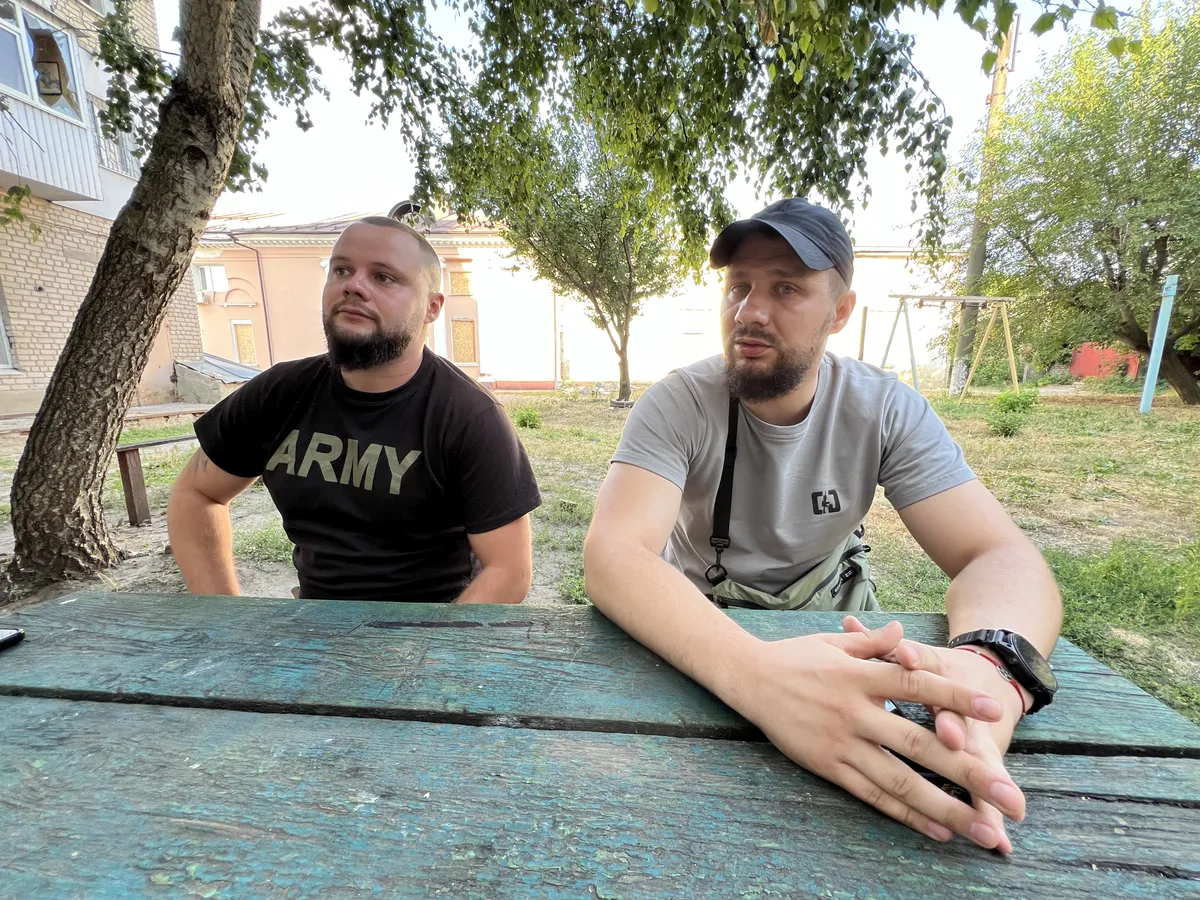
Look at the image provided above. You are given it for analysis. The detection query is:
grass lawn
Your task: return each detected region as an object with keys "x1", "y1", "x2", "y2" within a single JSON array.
[{"x1": 499, "y1": 390, "x2": 1200, "y2": 724}]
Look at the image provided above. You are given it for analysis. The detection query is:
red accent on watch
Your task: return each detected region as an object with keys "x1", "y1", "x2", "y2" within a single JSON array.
[{"x1": 955, "y1": 646, "x2": 1028, "y2": 717}]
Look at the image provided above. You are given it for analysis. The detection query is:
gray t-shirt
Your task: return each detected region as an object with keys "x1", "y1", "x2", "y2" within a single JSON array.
[{"x1": 612, "y1": 353, "x2": 976, "y2": 596}]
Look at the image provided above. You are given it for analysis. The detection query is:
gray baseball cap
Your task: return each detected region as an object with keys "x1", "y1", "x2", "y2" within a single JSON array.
[{"x1": 709, "y1": 198, "x2": 854, "y2": 285}]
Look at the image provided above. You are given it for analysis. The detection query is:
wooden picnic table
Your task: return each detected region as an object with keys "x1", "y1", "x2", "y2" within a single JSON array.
[{"x1": 0, "y1": 593, "x2": 1197, "y2": 897}]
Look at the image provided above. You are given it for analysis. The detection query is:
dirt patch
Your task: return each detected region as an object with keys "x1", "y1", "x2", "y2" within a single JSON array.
[{"x1": 1112, "y1": 627, "x2": 1200, "y2": 684}]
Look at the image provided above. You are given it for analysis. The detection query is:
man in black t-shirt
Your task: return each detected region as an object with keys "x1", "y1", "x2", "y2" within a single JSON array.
[{"x1": 167, "y1": 216, "x2": 541, "y2": 603}]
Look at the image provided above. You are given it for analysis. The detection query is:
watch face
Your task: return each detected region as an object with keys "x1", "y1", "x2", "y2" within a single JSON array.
[{"x1": 1011, "y1": 632, "x2": 1057, "y2": 691}]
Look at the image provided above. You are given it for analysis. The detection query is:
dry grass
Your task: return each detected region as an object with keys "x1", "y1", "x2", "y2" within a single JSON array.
[{"x1": 929, "y1": 395, "x2": 1199, "y2": 551}]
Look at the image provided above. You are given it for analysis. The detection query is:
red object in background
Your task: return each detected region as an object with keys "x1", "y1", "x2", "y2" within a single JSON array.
[{"x1": 1070, "y1": 343, "x2": 1141, "y2": 379}]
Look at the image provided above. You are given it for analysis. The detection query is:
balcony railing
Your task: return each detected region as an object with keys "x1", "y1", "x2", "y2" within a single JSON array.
[{"x1": 0, "y1": 93, "x2": 102, "y2": 201}]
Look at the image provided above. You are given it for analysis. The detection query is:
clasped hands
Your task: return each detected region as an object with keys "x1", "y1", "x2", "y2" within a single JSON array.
[{"x1": 732, "y1": 616, "x2": 1025, "y2": 852}]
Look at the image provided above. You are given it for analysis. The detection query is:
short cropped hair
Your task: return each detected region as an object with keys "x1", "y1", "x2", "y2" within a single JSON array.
[
  {"x1": 829, "y1": 269, "x2": 850, "y2": 297},
  {"x1": 352, "y1": 215, "x2": 443, "y2": 295}
]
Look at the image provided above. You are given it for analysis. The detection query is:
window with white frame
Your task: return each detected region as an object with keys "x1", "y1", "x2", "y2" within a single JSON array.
[
  {"x1": 0, "y1": 3, "x2": 25, "y2": 96},
  {"x1": 194, "y1": 265, "x2": 229, "y2": 293},
  {"x1": 0, "y1": 281, "x2": 16, "y2": 369},
  {"x1": 0, "y1": 2, "x2": 83, "y2": 119},
  {"x1": 88, "y1": 96, "x2": 139, "y2": 176}
]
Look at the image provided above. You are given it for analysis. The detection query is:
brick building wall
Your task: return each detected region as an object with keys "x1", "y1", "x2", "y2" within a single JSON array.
[
  {"x1": 46, "y1": 0, "x2": 158, "y2": 57},
  {"x1": 0, "y1": 197, "x2": 204, "y2": 412},
  {"x1": 0, "y1": 0, "x2": 203, "y2": 414}
]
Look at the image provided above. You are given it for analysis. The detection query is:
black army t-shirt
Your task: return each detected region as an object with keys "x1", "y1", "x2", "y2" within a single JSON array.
[{"x1": 194, "y1": 349, "x2": 541, "y2": 603}]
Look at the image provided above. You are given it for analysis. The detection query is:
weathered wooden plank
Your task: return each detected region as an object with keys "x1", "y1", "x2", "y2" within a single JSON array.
[
  {"x1": 116, "y1": 434, "x2": 197, "y2": 451},
  {"x1": 0, "y1": 697, "x2": 1195, "y2": 898},
  {"x1": 2, "y1": 593, "x2": 1197, "y2": 756},
  {"x1": 115, "y1": 449, "x2": 152, "y2": 527}
]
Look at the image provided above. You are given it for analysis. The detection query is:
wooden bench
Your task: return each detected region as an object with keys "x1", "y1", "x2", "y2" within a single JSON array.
[{"x1": 115, "y1": 435, "x2": 197, "y2": 526}]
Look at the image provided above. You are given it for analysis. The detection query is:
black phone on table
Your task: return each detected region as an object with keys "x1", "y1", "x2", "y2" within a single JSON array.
[{"x1": 0, "y1": 627, "x2": 25, "y2": 651}]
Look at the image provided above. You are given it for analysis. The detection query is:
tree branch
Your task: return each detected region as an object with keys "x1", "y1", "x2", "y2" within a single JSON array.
[
  {"x1": 521, "y1": 227, "x2": 621, "y2": 354},
  {"x1": 1169, "y1": 313, "x2": 1200, "y2": 343},
  {"x1": 229, "y1": 0, "x2": 262, "y2": 86},
  {"x1": 519, "y1": 228, "x2": 596, "y2": 302},
  {"x1": 1098, "y1": 248, "x2": 1122, "y2": 294},
  {"x1": 179, "y1": 0, "x2": 236, "y2": 98},
  {"x1": 621, "y1": 227, "x2": 636, "y2": 345},
  {"x1": 1112, "y1": 295, "x2": 1150, "y2": 352},
  {"x1": 1149, "y1": 234, "x2": 1169, "y2": 286},
  {"x1": 1004, "y1": 225, "x2": 1044, "y2": 269}
]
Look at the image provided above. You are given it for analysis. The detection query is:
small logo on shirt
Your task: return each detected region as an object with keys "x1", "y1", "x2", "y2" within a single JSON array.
[{"x1": 811, "y1": 490, "x2": 842, "y2": 515}]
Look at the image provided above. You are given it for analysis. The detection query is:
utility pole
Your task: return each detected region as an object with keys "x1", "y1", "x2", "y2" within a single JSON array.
[{"x1": 949, "y1": 20, "x2": 1018, "y2": 393}]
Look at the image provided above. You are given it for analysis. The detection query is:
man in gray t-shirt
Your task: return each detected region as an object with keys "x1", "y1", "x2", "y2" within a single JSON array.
[
  {"x1": 614, "y1": 351, "x2": 975, "y2": 598},
  {"x1": 584, "y1": 198, "x2": 1063, "y2": 856}
]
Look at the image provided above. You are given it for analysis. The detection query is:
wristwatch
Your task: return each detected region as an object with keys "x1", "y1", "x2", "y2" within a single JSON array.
[{"x1": 948, "y1": 629, "x2": 1058, "y2": 714}]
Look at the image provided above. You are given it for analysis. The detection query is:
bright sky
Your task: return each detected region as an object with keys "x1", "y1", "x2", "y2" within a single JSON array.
[{"x1": 154, "y1": 1, "x2": 1094, "y2": 246}]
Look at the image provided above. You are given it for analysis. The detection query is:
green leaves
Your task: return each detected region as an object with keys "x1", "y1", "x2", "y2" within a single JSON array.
[
  {"x1": 1107, "y1": 36, "x2": 1126, "y2": 56},
  {"x1": 995, "y1": 1, "x2": 1017, "y2": 36},
  {"x1": 1032, "y1": 13, "x2": 1057, "y2": 36},
  {"x1": 92, "y1": 0, "x2": 1158, "y2": 257},
  {"x1": 1091, "y1": 4, "x2": 1119, "y2": 31},
  {"x1": 96, "y1": 0, "x2": 172, "y2": 159},
  {"x1": 444, "y1": 117, "x2": 689, "y2": 362},
  {"x1": 982, "y1": 49, "x2": 998, "y2": 73},
  {"x1": 0, "y1": 184, "x2": 36, "y2": 237}
]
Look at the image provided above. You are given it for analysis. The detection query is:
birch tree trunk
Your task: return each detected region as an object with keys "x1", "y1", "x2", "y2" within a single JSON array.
[{"x1": 5, "y1": 0, "x2": 261, "y2": 593}]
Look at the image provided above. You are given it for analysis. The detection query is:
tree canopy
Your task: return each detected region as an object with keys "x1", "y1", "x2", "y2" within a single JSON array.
[
  {"x1": 103, "y1": 1, "x2": 1127, "y2": 261},
  {"x1": 932, "y1": 2, "x2": 1200, "y2": 402}
]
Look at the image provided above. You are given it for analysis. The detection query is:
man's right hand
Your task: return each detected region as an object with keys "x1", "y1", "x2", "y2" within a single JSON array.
[{"x1": 730, "y1": 621, "x2": 1023, "y2": 849}]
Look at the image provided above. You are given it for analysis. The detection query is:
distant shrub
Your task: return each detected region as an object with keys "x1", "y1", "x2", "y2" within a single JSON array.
[
  {"x1": 994, "y1": 390, "x2": 1038, "y2": 414},
  {"x1": 1083, "y1": 374, "x2": 1167, "y2": 396},
  {"x1": 986, "y1": 409, "x2": 1026, "y2": 437},
  {"x1": 514, "y1": 407, "x2": 542, "y2": 429}
]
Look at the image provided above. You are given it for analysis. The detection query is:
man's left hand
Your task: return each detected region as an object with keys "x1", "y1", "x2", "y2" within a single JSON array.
[{"x1": 843, "y1": 615, "x2": 1028, "y2": 854}]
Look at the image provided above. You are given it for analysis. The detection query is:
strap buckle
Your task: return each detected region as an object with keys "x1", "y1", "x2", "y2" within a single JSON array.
[{"x1": 706, "y1": 537, "x2": 730, "y2": 586}]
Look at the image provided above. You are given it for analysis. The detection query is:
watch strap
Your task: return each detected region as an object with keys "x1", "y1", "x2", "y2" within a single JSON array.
[{"x1": 954, "y1": 646, "x2": 1028, "y2": 717}]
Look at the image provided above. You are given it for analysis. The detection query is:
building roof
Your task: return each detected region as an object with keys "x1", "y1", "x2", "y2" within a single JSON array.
[
  {"x1": 203, "y1": 210, "x2": 500, "y2": 242},
  {"x1": 176, "y1": 354, "x2": 264, "y2": 385}
]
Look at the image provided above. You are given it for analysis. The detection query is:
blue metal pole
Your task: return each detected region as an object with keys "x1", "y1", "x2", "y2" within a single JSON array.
[{"x1": 1140, "y1": 275, "x2": 1179, "y2": 414}]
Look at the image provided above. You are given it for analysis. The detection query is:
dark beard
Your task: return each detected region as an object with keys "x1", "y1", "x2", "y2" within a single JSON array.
[
  {"x1": 723, "y1": 329, "x2": 820, "y2": 402},
  {"x1": 324, "y1": 316, "x2": 413, "y2": 371}
]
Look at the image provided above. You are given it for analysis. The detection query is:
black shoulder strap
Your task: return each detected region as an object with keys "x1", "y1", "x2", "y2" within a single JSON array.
[{"x1": 705, "y1": 397, "x2": 739, "y2": 586}]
